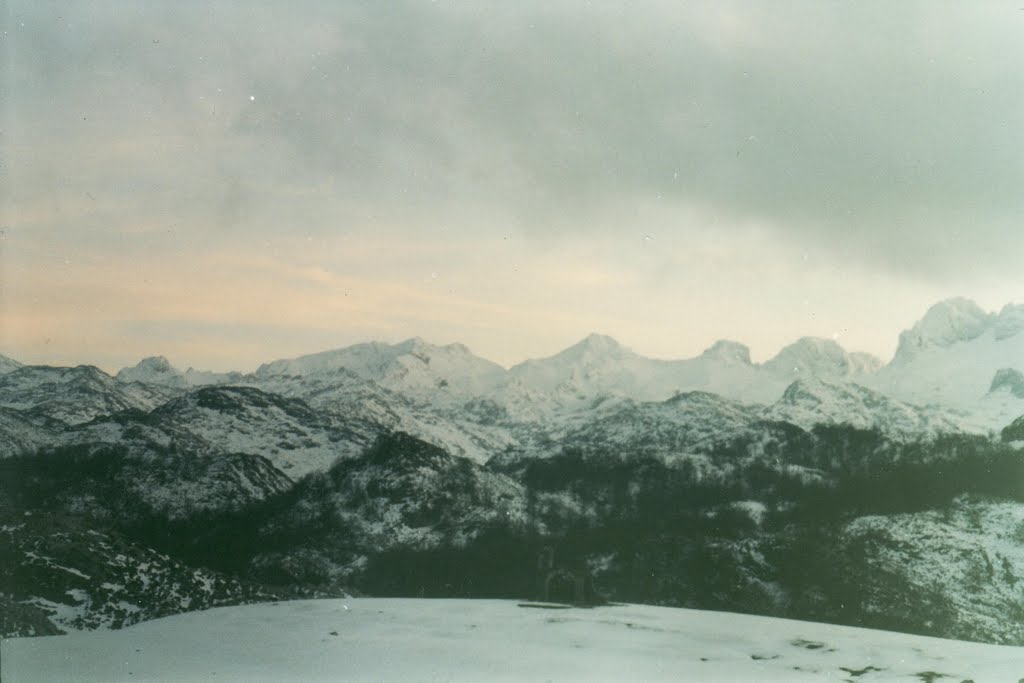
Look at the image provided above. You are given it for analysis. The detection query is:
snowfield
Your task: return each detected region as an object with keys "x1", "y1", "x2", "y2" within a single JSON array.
[{"x1": 4, "y1": 599, "x2": 1023, "y2": 682}]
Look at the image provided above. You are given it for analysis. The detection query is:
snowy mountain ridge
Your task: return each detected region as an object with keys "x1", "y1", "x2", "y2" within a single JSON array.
[
  {"x1": 2, "y1": 296, "x2": 1021, "y2": 469},
  {"x1": 761, "y1": 337, "x2": 882, "y2": 379},
  {"x1": 116, "y1": 356, "x2": 242, "y2": 389},
  {"x1": 699, "y1": 339, "x2": 753, "y2": 365},
  {"x1": 255, "y1": 337, "x2": 508, "y2": 400},
  {"x1": 868, "y1": 300, "x2": 1024, "y2": 426},
  {"x1": 892, "y1": 297, "x2": 995, "y2": 363},
  {"x1": 85, "y1": 297, "x2": 1020, "y2": 422}
]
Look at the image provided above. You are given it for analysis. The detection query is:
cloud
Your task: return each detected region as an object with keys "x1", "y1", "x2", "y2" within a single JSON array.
[
  {"x1": 4, "y1": 1, "x2": 1022, "y2": 369},
  {"x1": 9, "y1": 2, "x2": 1023, "y2": 270}
]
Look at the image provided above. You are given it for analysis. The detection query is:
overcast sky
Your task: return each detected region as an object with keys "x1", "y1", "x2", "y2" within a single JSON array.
[{"x1": 2, "y1": 1, "x2": 1022, "y2": 372}]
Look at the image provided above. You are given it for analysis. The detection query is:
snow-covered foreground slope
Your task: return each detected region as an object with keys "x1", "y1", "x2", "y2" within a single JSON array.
[{"x1": 4, "y1": 599, "x2": 1022, "y2": 682}]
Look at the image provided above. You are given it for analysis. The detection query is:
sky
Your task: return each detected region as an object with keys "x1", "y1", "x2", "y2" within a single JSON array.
[{"x1": 2, "y1": 1, "x2": 1022, "y2": 372}]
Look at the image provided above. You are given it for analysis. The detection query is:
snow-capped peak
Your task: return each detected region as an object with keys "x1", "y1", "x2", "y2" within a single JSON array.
[
  {"x1": 699, "y1": 340, "x2": 752, "y2": 365},
  {"x1": 867, "y1": 300, "x2": 1024, "y2": 424},
  {"x1": 257, "y1": 341, "x2": 396, "y2": 378},
  {"x1": 508, "y1": 334, "x2": 631, "y2": 376},
  {"x1": 116, "y1": 356, "x2": 240, "y2": 389},
  {"x1": 255, "y1": 338, "x2": 507, "y2": 397},
  {"x1": 257, "y1": 338, "x2": 473, "y2": 378},
  {"x1": 117, "y1": 356, "x2": 184, "y2": 387},
  {"x1": 505, "y1": 334, "x2": 655, "y2": 401},
  {"x1": 762, "y1": 337, "x2": 870, "y2": 378},
  {"x1": 560, "y1": 333, "x2": 627, "y2": 359},
  {"x1": 892, "y1": 298, "x2": 993, "y2": 363},
  {"x1": 136, "y1": 356, "x2": 173, "y2": 373},
  {"x1": 391, "y1": 338, "x2": 482, "y2": 362}
]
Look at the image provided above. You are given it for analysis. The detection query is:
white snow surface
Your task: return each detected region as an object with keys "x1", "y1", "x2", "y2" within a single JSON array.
[{"x1": 4, "y1": 598, "x2": 1022, "y2": 682}]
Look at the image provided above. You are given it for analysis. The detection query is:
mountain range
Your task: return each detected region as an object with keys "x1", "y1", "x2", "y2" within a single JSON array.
[
  {"x1": 3, "y1": 297, "x2": 1021, "y2": 469},
  {"x1": 2, "y1": 297, "x2": 1024, "y2": 646}
]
